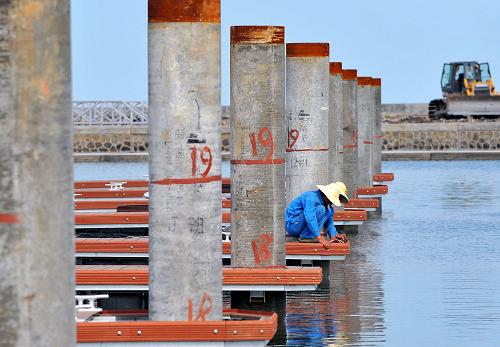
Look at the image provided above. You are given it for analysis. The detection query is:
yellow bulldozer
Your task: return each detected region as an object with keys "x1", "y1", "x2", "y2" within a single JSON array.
[{"x1": 429, "y1": 61, "x2": 500, "y2": 119}]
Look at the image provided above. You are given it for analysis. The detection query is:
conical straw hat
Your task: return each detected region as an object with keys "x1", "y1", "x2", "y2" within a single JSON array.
[{"x1": 316, "y1": 182, "x2": 349, "y2": 207}]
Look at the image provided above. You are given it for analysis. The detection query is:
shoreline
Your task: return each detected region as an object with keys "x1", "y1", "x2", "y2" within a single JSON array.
[{"x1": 74, "y1": 150, "x2": 500, "y2": 163}]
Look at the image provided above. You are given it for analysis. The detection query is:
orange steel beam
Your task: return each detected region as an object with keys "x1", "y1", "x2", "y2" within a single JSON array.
[
  {"x1": 285, "y1": 241, "x2": 350, "y2": 256},
  {"x1": 75, "y1": 199, "x2": 231, "y2": 210},
  {"x1": 75, "y1": 211, "x2": 366, "y2": 225},
  {"x1": 345, "y1": 198, "x2": 380, "y2": 209},
  {"x1": 74, "y1": 200, "x2": 148, "y2": 210},
  {"x1": 373, "y1": 173, "x2": 395, "y2": 182},
  {"x1": 77, "y1": 309, "x2": 277, "y2": 342},
  {"x1": 75, "y1": 187, "x2": 230, "y2": 198},
  {"x1": 76, "y1": 198, "x2": 373, "y2": 211},
  {"x1": 74, "y1": 178, "x2": 232, "y2": 190},
  {"x1": 75, "y1": 212, "x2": 148, "y2": 225},
  {"x1": 334, "y1": 210, "x2": 366, "y2": 221},
  {"x1": 75, "y1": 237, "x2": 350, "y2": 256},
  {"x1": 74, "y1": 189, "x2": 148, "y2": 199},
  {"x1": 76, "y1": 265, "x2": 322, "y2": 286},
  {"x1": 356, "y1": 185, "x2": 388, "y2": 195},
  {"x1": 75, "y1": 180, "x2": 149, "y2": 189},
  {"x1": 222, "y1": 199, "x2": 231, "y2": 209},
  {"x1": 220, "y1": 199, "x2": 373, "y2": 211},
  {"x1": 76, "y1": 237, "x2": 149, "y2": 253}
]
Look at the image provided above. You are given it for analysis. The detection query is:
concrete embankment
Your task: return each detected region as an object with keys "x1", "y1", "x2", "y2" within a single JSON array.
[
  {"x1": 73, "y1": 104, "x2": 500, "y2": 162},
  {"x1": 383, "y1": 150, "x2": 500, "y2": 161}
]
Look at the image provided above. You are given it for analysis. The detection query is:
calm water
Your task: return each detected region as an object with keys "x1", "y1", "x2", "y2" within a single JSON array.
[{"x1": 75, "y1": 160, "x2": 500, "y2": 347}]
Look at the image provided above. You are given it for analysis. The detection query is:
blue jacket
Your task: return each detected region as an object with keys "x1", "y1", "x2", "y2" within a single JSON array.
[{"x1": 285, "y1": 190, "x2": 336, "y2": 237}]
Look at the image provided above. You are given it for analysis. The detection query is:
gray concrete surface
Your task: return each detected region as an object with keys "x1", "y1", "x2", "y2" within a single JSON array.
[
  {"x1": 341, "y1": 70, "x2": 359, "y2": 197},
  {"x1": 329, "y1": 62, "x2": 344, "y2": 183},
  {"x1": 382, "y1": 103, "x2": 429, "y2": 115},
  {"x1": 148, "y1": 2, "x2": 222, "y2": 321},
  {"x1": 372, "y1": 79, "x2": 382, "y2": 175},
  {"x1": 229, "y1": 25, "x2": 287, "y2": 345},
  {"x1": 356, "y1": 77, "x2": 373, "y2": 188},
  {"x1": 0, "y1": 1, "x2": 75, "y2": 345},
  {"x1": 285, "y1": 43, "x2": 330, "y2": 204},
  {"x1": 229, "y1": 26, "x2": 286, "y2": 268}
]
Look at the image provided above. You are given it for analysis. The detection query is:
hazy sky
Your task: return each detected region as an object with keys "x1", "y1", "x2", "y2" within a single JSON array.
[{"x1": 71, "y1": 0, "x2": 500, "y2": 104}]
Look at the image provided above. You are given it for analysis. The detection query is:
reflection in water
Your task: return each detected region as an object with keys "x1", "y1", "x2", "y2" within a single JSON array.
[
  {"x1": 284, "y1": 222, "x2": 386, "y2": 347},
  {"x1": 75, "y1": 160, "x2": 500, "y2": 346}
]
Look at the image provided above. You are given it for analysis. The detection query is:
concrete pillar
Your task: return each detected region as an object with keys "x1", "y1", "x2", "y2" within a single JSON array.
[
  {"x1": 371, "y1": 78, "x2": 383, "y2": 216},
  {"x1": 230, "y1": 26, "x2": 287, "y2": 344},
  {"x1": 329, "y1": 62, "x2": 344, "y2": 183},
  {"x1": 372, "y1": 78, "x2": 382, "y2": 175},
  {"x1": 285, "y1": 43, "x2": 330, "y2": 205},
  {"x1": 230, "y1": 26, "x2": 286, "y2": 268},
  {"x1": 341, "y1": 69, "x2": 358, "y2": 196},
  {"x1": 0, "y1": 1, "x2": 74, "y2": 345},
  {"x1": 148, "y1": 0, "x2": 222, "y2": 321},
  {"x1": 356, "y1": 77, "x2": 373, "y2": 188}
]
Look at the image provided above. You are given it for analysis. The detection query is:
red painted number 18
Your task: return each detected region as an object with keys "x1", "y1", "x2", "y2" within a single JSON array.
[
  {"x1": 249, "y1": 127, "x2": 274, "y2": 160},
  {"x1": 191, "y1": 146, "x2": 212, "y2": 177}
]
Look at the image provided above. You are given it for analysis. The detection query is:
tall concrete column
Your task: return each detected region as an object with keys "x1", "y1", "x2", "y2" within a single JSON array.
[
  {"x1": 285, "y1": 43, "x2": 330, "y2": 205},
  {"x1": 341, "y1": 69, "x2": 358, "y2": 196},
  {"x1": 230, "y1": 26, "x2": 287, "y2": 343},
  {"x1": 148, "y1": 0, "x2": 222, "y2": 321},
  {"x1": 356, "y1": 77, "x2": 373, "y2": 188},
  {"x1": 230, "y1": 26, "x2": 286, "y2": 268},
  {"x1": 0, "y1": 1, "x2": 74, "y2": 345},
  {"x1": 329, "y1": 62, "x2": 344, "y2": 182},
  {"x1": 372, "y1": 78, "x2": 382, "y2": 175}
]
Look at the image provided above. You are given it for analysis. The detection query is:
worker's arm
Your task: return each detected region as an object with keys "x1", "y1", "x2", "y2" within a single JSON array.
[{"x1": 304, "y1": 196, "x2": 332, "y2": 249}]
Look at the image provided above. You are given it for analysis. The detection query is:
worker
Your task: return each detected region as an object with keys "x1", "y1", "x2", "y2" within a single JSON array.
[{"x1": 286, "y1": 182, "x2": 349, "y2": 249}]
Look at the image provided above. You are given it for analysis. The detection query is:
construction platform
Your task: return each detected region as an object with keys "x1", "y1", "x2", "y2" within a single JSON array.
[
  {"x1": 76, "y1": 265, "x2": 322, "y2": 292},
  {"x1": 75, "y1": 237, "x2": 350, "y2": 262},
  {"x1": 73, "y1": 211, "x2": 367, "y2": 229},
  {"x1": 77, "y1": 309, "x2": 277, "y2": 346}
]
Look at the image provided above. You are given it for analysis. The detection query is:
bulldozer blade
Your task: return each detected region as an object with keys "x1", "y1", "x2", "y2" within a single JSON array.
[{"x1": 446, "y1": 95, "x2": 500, "y2": 117}]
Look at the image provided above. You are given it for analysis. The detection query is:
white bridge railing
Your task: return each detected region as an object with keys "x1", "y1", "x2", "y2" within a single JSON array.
[{"x1": 73, "y1": 101, "x2": 148, "y2": 126}]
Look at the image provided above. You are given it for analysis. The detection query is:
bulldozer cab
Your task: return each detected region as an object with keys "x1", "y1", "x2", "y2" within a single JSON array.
[
  {"x1": 441, "y1": 62, "x2": 492, "y2": 95},
  {"x1": 430, "y1": 61, "x2": 499, "y2": 118}
]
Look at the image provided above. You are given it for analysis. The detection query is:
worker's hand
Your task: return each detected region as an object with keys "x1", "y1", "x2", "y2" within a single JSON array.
[
  {"x1": 317, "y1": 235, "x2": 331, "y2": 250},
  {"x1": 330, "y1": 234, "x2": 348, "y2": 243},
  {"x1": 337, "y1": 233, "x2": 348, "y2": 242}
]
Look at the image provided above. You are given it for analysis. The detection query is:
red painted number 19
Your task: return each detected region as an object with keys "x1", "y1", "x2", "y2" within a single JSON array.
[
  {"x1": 288, "y1": 129, "x2": 299, "y2": 149},
  {"x1": 191, "y1": 146, "x2": 212, "y2": 177},
  {"x1": 249, "y1": 127, "x2": 274, "y2": 160}
]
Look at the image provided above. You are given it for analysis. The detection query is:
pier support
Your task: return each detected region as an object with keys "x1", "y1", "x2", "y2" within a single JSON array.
[
  {"x1": 148, "y1": 0, "x2": 222, "y2": 321},
  {"x1": 285, "y1": 43, "x2": 330, "y2": 204},
  {"x1": 341, "y1": 70, "x2": 359, "y2": 197},
  {"x1": 285, "y1": 43, "x2": 329, "y2": 289},
  {"x1": 329, "y1": 62, "x2": 344, "y2": 183},
  {"x1": 230, "y1": 25, "x2": 286, "y2": 342},
  {"x1": 371, "y1": 78, "x2": 383, "y2": 215},
  {"x1": 372, "y1": 78, "x2": 382, "y2": 175},
  {"x1": 0, "y1": 0, "x2": 74, "y2": 345},
  {"x1": 356, "y1": 77, "x2": 373, "y2": 189}
]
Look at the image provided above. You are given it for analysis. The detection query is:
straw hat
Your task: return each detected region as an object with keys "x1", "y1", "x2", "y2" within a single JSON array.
[{"x1": 316, "y1": 182, "x2": 349, "y2": 207}]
